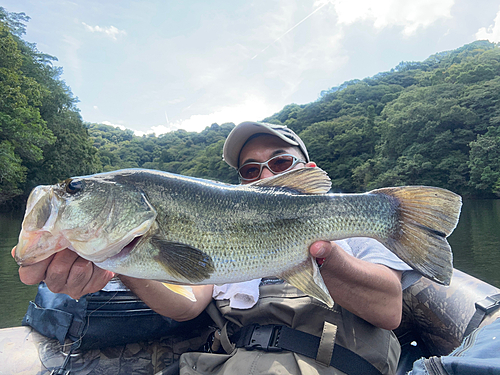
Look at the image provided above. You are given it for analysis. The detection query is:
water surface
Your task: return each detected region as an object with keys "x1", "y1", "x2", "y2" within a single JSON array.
[{"x1": 0, "y1": 211, "x2": 38, "y2": 329}]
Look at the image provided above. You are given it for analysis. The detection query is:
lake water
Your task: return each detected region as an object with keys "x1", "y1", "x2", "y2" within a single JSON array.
[
  {"x1": 0, "y1": 210, "x2": 38, "y2": 329},
  {"x1": 1, "y1": 199, "x2": 499, "y2": 328}
]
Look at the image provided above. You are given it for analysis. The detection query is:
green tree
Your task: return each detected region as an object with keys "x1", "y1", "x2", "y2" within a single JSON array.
[
  {"x1": 0, "y1": 20, "x2": 55, "y2": 202},
  {"x1": 469, "y1": 126, "x2": 500, "y2": 196},
  {"x1": 0, "y1": 7, "x2": 101, "y2": 204}
]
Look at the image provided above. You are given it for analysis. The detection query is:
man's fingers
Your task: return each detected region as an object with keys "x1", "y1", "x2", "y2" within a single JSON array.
[
  {"x1": 18, "y1": 254, "x2": 55, "y2": 285},
  {"x1": 64, "y1": 256, "x2": 94, "y2": 298},
  {"x1": 15, "y1": 246, "x2": 115, "y2": 299},
  {"x1": 44, "y1": 249, "x2": 80, "y2": 293},
  {"x1": 309, "y1": 241, "x2": 347, "y2": 270},
  {"x1": 65, "y1": 259, "x2": 115, "y2": 299},
  {"x1": 309, "y1": 241, "x2": 332, "y2": 258},
  {"x1": 78, "y1": 266, "x2": 115, "y2": 297}
]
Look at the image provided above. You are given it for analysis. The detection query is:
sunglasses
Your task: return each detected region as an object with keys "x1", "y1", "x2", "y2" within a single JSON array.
[{"x1": 238, "y1": 154, "x2": 306, "y2": 182}]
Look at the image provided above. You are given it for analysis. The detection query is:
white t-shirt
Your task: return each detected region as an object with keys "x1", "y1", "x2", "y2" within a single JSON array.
[{"x1": 213, "y1": 237, "x2": 421, "y2": 308}]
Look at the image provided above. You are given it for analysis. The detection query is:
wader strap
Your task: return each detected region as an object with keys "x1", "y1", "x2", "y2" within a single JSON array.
[
  {"x1": 464, "y1": 293, "x2": 500, "y2": 338},
  {"x1": 204, "y1": 301, "x2": 236, "y2": 354},
  {"x1": 316, "y1": 322, "x2": 337, "y2": 366},
  {"x1": 220, "y1": 322, "x2": 236, "y2": 354},
  {"x1": 205, "y1": 301, "x2": 227, "y2": 331},
  {"x1": 234, "y1": 323, "x2": 382, "y2": 375}
]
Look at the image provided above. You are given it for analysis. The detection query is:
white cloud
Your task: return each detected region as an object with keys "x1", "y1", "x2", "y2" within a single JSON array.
[
  {"x1": 102, "y1": 120, "x2": 127, "y2": 131},
  {"x1": 82, "y1": 22, "x2": 126, "y2": 40},
  {"x1": 131, "y1": 129, "x2": 152, "y2": 137},
  {"x1": 475, "y1": 8, "x2": 500, "y2": 42},
  {"x1": 135, "y1": 96, "x2": 279, "y2": 135},
  {"x1": 318, "y1": 0, "x2": 454, "y2": 36},
  {"x1": 102, "y1": 121, "x2": 151, "y2": 137}
]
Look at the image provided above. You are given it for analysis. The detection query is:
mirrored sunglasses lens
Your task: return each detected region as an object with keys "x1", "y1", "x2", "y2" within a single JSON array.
[{"x1": 268, "y1": 155, "x2": 294, "y2": 173}]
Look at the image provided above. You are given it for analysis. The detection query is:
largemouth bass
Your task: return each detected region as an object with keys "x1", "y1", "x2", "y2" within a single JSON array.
[{"x1": 15, "y1": 168, "x2": 461, "y2": 307}]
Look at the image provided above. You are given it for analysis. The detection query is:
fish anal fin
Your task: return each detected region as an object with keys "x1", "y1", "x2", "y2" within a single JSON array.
[
  {"x1": 152, "y1": 236, "x2": 214, "y2": 283},
  {"x1": 251, "y1": 167, "x2": 331, "y2": 194},
  {"x1": 161, "y1": 283, "x2": 197, "y2": 302},
  {"x1": 280, "y1": 256, "x2": 334, "y2": 308}
]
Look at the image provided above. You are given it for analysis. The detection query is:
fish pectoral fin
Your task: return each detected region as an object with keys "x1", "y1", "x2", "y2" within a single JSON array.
[
  {"x1": 152, "y1": 236, "x2": 214, "y2": 283},
  {"x1": 161, "y1": 283, "x2": 197, "y2": 302},
  {"x1": 250, "y1": 167, "x2": 331, "y2": 194},
  {"x1": 280, "y1": 256, "x2": 334, "y2": 308}
]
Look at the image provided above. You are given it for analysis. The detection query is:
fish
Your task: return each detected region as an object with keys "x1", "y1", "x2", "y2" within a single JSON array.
[{"x1": 15, "y1": 167, "x2": 462, "y2": 308}]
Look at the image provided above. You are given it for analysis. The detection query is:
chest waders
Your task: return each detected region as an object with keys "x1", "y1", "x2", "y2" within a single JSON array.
[{"x1": 179, "y1": 281, "x2": 400, "y2": 375}]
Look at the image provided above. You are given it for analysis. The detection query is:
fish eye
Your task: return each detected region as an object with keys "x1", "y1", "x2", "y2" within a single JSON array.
[{"x1": 65, "y1": 179, "x2": 82, "y2": 194}]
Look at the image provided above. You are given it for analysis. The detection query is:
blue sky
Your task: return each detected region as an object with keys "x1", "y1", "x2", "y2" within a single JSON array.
[{"x1": 3, "y1": 0, "x2": 500, "y2": 135}]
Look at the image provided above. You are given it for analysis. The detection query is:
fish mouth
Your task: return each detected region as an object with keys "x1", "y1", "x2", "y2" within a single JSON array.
[
  {"x1": 15, "y1": 230, "x2": 71, "y2": 266},
  {"x1": 96, "y1": 235, "x2": 142, "y2": 263},
  {"x1": 17, "y1": 235, "x2": 143, "y2": 267},
  {"x1": 15, "y1": 185, "x2": 68, "y2": 266},
  {"x1": 119, "y1": 236, "x2": 142, "y2": 257}
]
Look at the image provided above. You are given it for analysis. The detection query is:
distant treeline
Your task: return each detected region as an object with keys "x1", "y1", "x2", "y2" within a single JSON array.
[
  {"x1": 1, "y1": 7, "x2": 499, "y2": 208},
  {"x1": 88, "y1": 122, "x2": 238, "y2": 183}
]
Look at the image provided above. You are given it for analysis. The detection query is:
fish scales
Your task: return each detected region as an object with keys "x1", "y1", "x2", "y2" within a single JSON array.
[
  {"x1": 15, "y1": 167, "x2": 462, "y2": 307},
  {"x1": 99, "y1": 170, "x2": 399, "y2": 284}
]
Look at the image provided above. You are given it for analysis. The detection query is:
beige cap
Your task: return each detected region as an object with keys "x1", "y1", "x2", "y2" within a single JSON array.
[{"x1": 223, "y1": 121, "x2": 310, "y2": 169}]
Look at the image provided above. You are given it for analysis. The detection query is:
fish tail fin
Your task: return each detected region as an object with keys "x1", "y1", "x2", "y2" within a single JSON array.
[
  {"x1": 161, "y1": 283, "x2": 197, "y2": 302},
  {"x1": 371, "y1": 186, "x2": 462, "y2": 285},
  {"x1": 281, "y1": 257, "x2": 334, "y2": 308}
]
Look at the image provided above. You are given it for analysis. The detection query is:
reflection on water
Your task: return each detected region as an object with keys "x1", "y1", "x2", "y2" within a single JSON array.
[
  {"x1": 448, "y1": 199, "x2": 500, "y2": 289},
  {"x1": 0, "y1": 199, "x2": 499, "y2": 328},
  {"x1": 0, "y1": 212, "x2": 38, "y2": 329}
]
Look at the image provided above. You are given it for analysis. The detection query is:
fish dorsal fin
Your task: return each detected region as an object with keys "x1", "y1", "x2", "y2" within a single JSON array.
[
  {"x1": 280, "y1": 256, "x2": 334, "y2": 308},
  {"x1": 250, "y1": 167, "x2": 331, "y2": 194},
  {"x1": 152, "y1": 236, "x2": 214, "y2": 283}
]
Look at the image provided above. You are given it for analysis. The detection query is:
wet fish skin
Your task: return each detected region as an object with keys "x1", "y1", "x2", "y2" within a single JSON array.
[{"x1": 15, "y1": 168, "x2": 462, "y2": 307}]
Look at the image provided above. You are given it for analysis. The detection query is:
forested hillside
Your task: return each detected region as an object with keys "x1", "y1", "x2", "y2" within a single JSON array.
[
  {"x1": 1, "y1": 6, "x2": 499, "y2": 208},
  {"x1": 264, "y1": 41, "x2": 500, "y2": 196},
  {"x1": 0, "y1": 8, "x2": 100, "y2": 206},
  {"x1": 87, "y1": 122, "x2": 237, "y2": 183},
  {"x1": 87, "y1": 41, "x2": 500, "y2": 197}
]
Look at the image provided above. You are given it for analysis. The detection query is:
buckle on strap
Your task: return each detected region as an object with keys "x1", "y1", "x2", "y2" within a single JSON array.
[
  {"x1": 241, "y1": 324, "x2": 283, "y2": 352},
  {"x1": 475, "y1": 294, "x2": 500, "y2": 315}
]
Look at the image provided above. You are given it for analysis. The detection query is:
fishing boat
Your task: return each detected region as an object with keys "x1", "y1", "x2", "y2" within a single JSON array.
[{"x1": 0, "y1": 268, "x2": 499, "y2": 375}]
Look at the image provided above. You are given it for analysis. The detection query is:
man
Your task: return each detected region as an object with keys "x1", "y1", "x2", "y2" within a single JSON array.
[{"x1": 15, "y1": 121, "x2": 418, "y2": 374}]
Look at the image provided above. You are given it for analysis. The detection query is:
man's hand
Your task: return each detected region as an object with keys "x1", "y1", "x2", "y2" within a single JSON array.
[
  {"x1": 309, "y1": 240, "x2": 334, "y2": 264},
  {"x1": 309, "y1": 240, "x2": 403, "y2": 330},
  {"x1": 13, "y1": 247, "x2": 115, "y2": 300}
]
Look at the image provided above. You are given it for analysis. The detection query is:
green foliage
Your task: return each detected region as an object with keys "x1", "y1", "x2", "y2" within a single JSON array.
[
  {"x1": 2, "y1": 4, "x2": 500, "y2": 204},
  {"x1": 0, "y1": 140, "x2": 25, "y2": 198},
  {"x1": 366, "y1": 85, "x2": 478, "y2": 191},
  {"x1": 86, "y1": 122, "x2": 239, "y2": 183},
  {"x1": 299, "y1": 116, "x2": 378, "y2": 192},
  {"x1": 469, "y1": 126, "x2": 500, "y2": 195},
  {"x1": 266, "y1": 41, "x2": 500, "y2": 197},
  {"x1": 0, "y1": 7, "x2": 100, "y2": 204}
]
